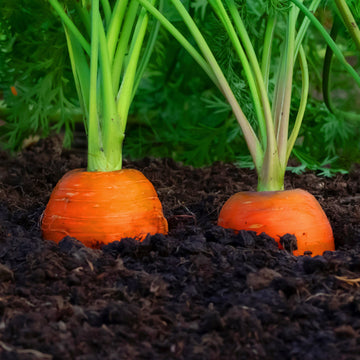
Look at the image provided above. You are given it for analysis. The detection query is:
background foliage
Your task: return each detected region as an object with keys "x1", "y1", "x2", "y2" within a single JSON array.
[{"x1": 0, "y1": 0, "x2": 359, "y2": 172}]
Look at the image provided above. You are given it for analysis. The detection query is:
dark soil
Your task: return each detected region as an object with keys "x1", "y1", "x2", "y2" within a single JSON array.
[{"x1": 1, "y1": 136, "x2": 360, "y2": 360}]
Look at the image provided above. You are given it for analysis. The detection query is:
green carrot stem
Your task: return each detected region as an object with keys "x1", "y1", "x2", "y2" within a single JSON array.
[
  {"x1": 290, "y1": 0, "x2": 360, "y2": 88},
  {"x1": 173, "y1": 0, "x2": 264, "y2": 168},
  {"x1": 75, "y1": 3, "x2": 91, "y2": 37},
  {"x1": 322, "y1": 18, "x2": 340, "y2": 115},
  {"x1": 63, "y1": 27, "x2": 90, "y2": 120},
  {"x1": 334, "y1": 0, "x2": 360, "y2": 53},
  {"x1": 322, "y1": 18, "x2": 360, "y2": 122},
  {"x1": 137, "y1": 0, "x2": 219, "y2": 86},
  {"x1": 294, "y1": 0, "x2": 321, "y2": 58},
  {"x1": 140, "y1": 0, "x2": 280, "y2": 175},
  {"x1": 209, "y1": 0, "x2": 267, "y2": 149},
  {"x1": 225, "y1": 0, "x2": 278, "y2": 160},
  {"x1": 261, "y1": 14, "x2": 276, "y2": 92},
  {"x1": 48, "y1": 0, "x2": 161, "y2": 172},
  {"x1": 286, "y1": 45, "x2": 309, "y2": 162},
  {"x1": 100, "y1": 0, "x2": 112, "y2": 26},
  {"x1": 257, "y1": 153, "x2": 284, "y2": 191},
  {"x1": 112, "y1": 1, "x2": 139, "y2": 94},
  {"x1": 117, "y1": 6, "x2": 150, "y2": 135},
  {"x1": 88, "y1": 0, "x2": 103, "y2": 171},
  {"x1": 107, "y1": 0, "x2": 129, "y2": 64},
  {"x1": 132, "y1": 0, "x2": 163, "y2": 98},
  {"x1": 48, "y1": 0, "x2": 91, "y2": 55},
  {"x1": 274, "y1": 7, "x2": 297, "y2": 167},
  {"x1": 98, "y1": 12, "x2": 123, "y2": 170}
]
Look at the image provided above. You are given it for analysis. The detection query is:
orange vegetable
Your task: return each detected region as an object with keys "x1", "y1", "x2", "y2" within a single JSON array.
[
  {"x1": 218, "y1": 189, "x2": 334, "y2": 256},
  {"x1": 41, "y1": 168, "x2": 168, "y2": 248}
]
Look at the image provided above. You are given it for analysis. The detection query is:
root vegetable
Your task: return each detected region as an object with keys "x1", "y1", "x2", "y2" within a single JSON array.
[
  {"x1": 41, "y1": 168, "x2": 168, "y2": 248},
  {"x1": 218, "y1": 189, "x2": 334, "y2": 256}
]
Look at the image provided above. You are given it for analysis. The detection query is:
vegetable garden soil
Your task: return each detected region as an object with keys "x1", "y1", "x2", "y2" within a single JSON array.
[{"x1": 1, "y1": 136, "x2": 360, "y2": 360}]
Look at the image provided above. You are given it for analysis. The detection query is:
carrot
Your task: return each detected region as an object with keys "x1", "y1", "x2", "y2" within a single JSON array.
[
  {"x1": 44, "y1": 1, "x2": 166, "y2": 248},
  {"x1": 218, "y1": 189, "x2": 334, "y2": 256},
  {"x1": 41, "y1": 169, "x2": 168, "y2": 248},
  {"x1": 139, "y1": 1, "x2": 340, "y2": 256}
]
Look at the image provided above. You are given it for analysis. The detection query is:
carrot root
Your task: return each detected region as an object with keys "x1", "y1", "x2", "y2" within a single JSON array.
[
  {"x1": 218, "y1": 189, "x2": 335, "y2": 256},
  {"x1": 41, "y1": 169, "x2": 168, "y2": 248}
]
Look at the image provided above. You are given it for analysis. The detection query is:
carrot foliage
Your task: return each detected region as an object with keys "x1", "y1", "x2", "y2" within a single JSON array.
[
  {"x1": 0, "y1": 1, "x2": 359, "y2": 173},
  {"x1": 138, "y1": 0, "x2": 360, "y2": 188},
  {"x1": 43, "y1": 0, "x2": 161, "y2": 171},
  {"x1": 0, "y1": 0, "x2": 78, "y2": 150}
]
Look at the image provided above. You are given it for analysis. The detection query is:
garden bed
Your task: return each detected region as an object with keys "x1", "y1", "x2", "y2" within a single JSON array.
[{"x1": 1, "y1": 136, "x2": 360, "y2": 360}]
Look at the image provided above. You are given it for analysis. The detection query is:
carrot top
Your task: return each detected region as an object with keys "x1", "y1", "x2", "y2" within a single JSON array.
[
  {"x1": 48, "y1": 0, "x2": 161, "y2": 172},
  {"x1": 139, "y1": 0, "x2": 360, "y2": 191}
]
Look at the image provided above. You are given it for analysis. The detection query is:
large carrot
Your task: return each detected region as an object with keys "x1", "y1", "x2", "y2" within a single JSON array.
[
  {"x1": 43, "y1": 0, "x2": 166, "y2": 248},
  {"x1": 138, "y1": 0, "x2": 341, "y2": 256},
  {"x1": 218, "y1": 189, "x2": 334, "y2": 256},
  {"x1": 42, "y1": 169, "x2": 168, "y2": 248}
]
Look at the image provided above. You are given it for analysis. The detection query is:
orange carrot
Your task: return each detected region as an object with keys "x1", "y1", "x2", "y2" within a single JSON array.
[
  {"x1": 41, "y1": 168, "x2": 168, "y2": 248},
  {"x1": 218, "y1": 189, "x2": 334, "y2": 256}
]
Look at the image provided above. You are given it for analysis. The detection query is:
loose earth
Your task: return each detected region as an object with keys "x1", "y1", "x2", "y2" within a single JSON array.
[{"x1": 0, "y1": 136, "x2": 360, "y2": 359}]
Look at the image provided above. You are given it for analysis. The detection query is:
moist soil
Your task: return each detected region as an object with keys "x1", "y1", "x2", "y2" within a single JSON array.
[{"x1": 1, "y1": 136, "x2": 360, "y2": 360}]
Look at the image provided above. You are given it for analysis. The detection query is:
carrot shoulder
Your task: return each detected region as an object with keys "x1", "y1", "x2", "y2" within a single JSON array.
[
  {"x1": 41, "y1": 169, "x2": 168, "y2": 248},
  {"x1": 218, "y1": 189, "x2": 334, "y2": 256}
]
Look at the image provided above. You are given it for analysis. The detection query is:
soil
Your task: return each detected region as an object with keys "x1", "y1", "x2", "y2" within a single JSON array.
[{"x1": 1, "y1": 136, "x2": 360, "y2": 360}]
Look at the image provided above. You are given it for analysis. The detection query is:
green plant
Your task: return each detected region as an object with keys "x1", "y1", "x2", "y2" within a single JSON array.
[
  {"x1": 124, "y1": 1, "x2": 263, "y2": 167},
  {"x1": 295, "y1": 0, "x2": 360, "y2": 170},
  {"x1": 47, "y1": 0, "x2": 161, "y2": 171},
  {"x1": 41, "y1": 0, "x2": 169, "y2": 248},
  {"x1": 0, "y1": 0, "x2": 78, "y2": 150},
  {"x1": 138, "y1": 0, "x2": 349, "y2": 255},
  {"x1": 139, "y1": 0, "x2": 360, "y2": 189},
  {"x1": 139, "y1": 0, "x2": 307, "y2": 190},
  {"x1": 124, "y1": 25, "x2": 243, "y2": 166},
  {"x1": 1, "y1": 0, "x2": 359, "y2": 174},
  {"x1": 321, "y1": 0, "x2": 360, "y2": 117}
]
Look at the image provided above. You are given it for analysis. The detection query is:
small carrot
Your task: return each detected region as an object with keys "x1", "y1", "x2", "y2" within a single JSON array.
[
  {"x1": 41, "y1": 168, "x2": 168, "y2": 248},
  {"x1": 10, "y1": 86, "x2": 18, "y2": 96},
  {"x1": 218, "y1": 189, "x2": 334, "y2": 256}
]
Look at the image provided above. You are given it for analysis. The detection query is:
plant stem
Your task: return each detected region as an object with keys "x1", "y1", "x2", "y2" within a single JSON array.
[
  {"x1": 273, "y1": 6, "x2": 296, "y2": 167},
  {"x1": 139, "y1": 0, "x2": 263, "y2": 170},
  {"x1": 112, "y1": 1, "x2": 139, "y2": 94},
  {"x1": 171, "y1": 0, "x2": 264, "y2": 169},
  {"x1": 137, "y1": 0, "x2": 219, "y2": 86},
  {"x1": 88, "y1": 0, "x2": 103, "y2": 171},
  {"x1": 291, "y1": 0, "x2": 360, "y2": 88},
  {"x1": 257, "y1": 156, "x2": 284, "y2": 191},
  {"x1": 48, "y1": 0, "x2": 159, "y2": 172},
  {"x1": 117, "y1": 5, "x2": 150, "y2": 135},
  {"x1": 334, "y1": 0, "x2": 360, "y2": 53},
  {"x1": 132, "y1": 0, "x2": 163, "y2": 98},
  {"x1": 48, "y1": 0, "x2": 91, "y2": 55},
  {"x1": 287, "y1": 45, "x2": 309, "y2": 162},
  {"x1": 63, "y1": 27, "x2": 90, "y2": 119},
  {"x1": 224, "y1": 0, "x2": 279, "y2": 178},
  {"x1": 261, "y1": 14, "x2": 276, "y2": 92},
  {"x1": 98, "y1": 11, "x2": 123, "y2": 171},
  {"x1": 212, "y1": 0, "x2": 269, "y2": 149},
  {"x1": 322, "y1": 18, "x2": 340, "y2": 115},
  {"x1": 107, "y1": 0, "x2": 129, "y2": 65},
  {"x1": 75, "y1": 3, "x2": 92, "y2": 37},
  {"x1": 100, "y1": 0, "x2": 112, "y2": 26},
  {"x1": 294, "y1": 0, "x2": 321, "y2": 57}
]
